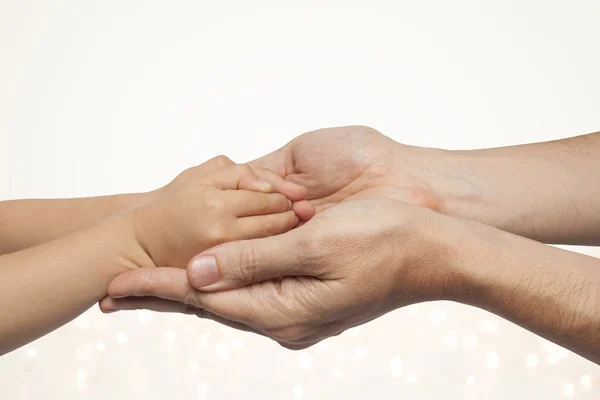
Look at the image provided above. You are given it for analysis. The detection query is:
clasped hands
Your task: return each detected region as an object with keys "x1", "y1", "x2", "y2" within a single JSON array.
[{"x1": 99, "y1": 126, "x2": 472, "y2": 349}]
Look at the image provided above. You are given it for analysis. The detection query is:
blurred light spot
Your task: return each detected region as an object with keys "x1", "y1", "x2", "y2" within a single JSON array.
[
  {"x1": 197, "y1": 382, "x2": 207, "y2": 400},
  {"x1": 466, "y1": 376, "x2": 476, "y2": 385},
  {"x1": 485, "y1": 352, "x2": 499, "y2": 368},
  {"x1": 406, "y1": 373, "x2": 417, "y2": 383},
  {"x1": 27, "y1": 348, "x2": 36, "y2": 358},
  {"x1": 293, "y1": 384, "x2": 304, "y2": 399},
  {"x1": 580, "y1": 374, "x2": 592, "y2": 389},
  {"x1": 166, "y1": 330, "x2": 177, "y2": 341},
  {"x1": 77, "y1": 369, "x2": 87, "y2": 380},
  {"x1": 138, "y1": 310, "x2": 153, "y2": 324},
  {"x1": 298, "y1": 352, "x2": 313, "y2": 370},
  {"x1": 525, "y1": 353, "x2": 538, "y2": 367},
  {"x1": 116, "y1": 332, "x2": 128, "y2": 344},
  {"x1": 548, "y1": 353, "x2": 561, "y2": 365},
  {"x1": 390, "y1": 357, "x2": 404, "y2": 377},
  {"x1": 555, "y1": 347, "x2": 569, "y2": 360},
  {"x1": 332, "y1": 369, "x2": 343, "y2": 379},
  {"x1": 215, "y1": 341, "x2": 229, "y2": 361},
  {"x1": 564, "y1": 382, "x2": 574, "y2": 397},
  {"x1": 480, "y1": 319, "x2": 498, "y2": 334}
]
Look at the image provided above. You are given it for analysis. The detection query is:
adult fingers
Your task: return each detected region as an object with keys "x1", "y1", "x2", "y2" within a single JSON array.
[
  {"x1": 99, "y1": 296, "x2": 264, "y2": 337},
  {"x1": 186, "y1": 227, "x2": 319, "y2": 291}
]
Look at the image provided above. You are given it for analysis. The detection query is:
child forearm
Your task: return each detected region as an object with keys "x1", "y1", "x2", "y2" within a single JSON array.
[
  {"x1": 0, "y1": 212, "x2": 153, "y2": 355},
  {"x1": 0, "y1": 191, "x2": 157, "y2": 255}
]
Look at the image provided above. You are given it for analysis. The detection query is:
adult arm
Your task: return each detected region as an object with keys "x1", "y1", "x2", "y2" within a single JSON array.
[
  {"x1": 453, "y1": 217, "x2": 600, "y2": 362},
  {"x1": 430, "y1": 131, "x2": 600, "y2": 245}
]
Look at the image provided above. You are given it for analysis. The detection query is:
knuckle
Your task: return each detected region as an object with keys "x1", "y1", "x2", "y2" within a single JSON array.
[
  {"x1": 274, "y1": 194, "x2": 292, "y2": 210},
  {"x1": 235, "y1": 164, "x2": 256, "y2": 178},
  {"x1": 206, "y1": 225, "x2": 228, "y2": 244},
  {"x1": 349, "y1": 125, "x2": 379, "y2": 136},
  {"x1": 204, "y1": 197, "x2": 226, "y2": 214},
  {"x1": 262, "y1": 221, "x2": 280, "y2": 237},
  {"x1": 263, "y1": 212, "x2": 294, "y2": 236},
  {"x1": 143, "y1": 269, "x2": 156, "y2": 296},
  {"x1": 227, "y1": 242, "x2": 260, "y2": 283},
  {"x1": 181, "y1": 290, "x2": 198, "y2": 307},
  {"x1": 212, "y1": 155, "x2": 234, "y2": 168}
]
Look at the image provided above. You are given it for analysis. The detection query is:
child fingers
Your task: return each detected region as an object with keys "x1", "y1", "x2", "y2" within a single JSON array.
[
  {"x1": 225, "y1": 191, "x2": 292, "y2": 217},
  {"x1": 236, "y1": 210, "x2": 300, "y2": 239},
  {"x1": 250, "y1": 167, "x2": 308, "y2": 201},
  {"x1": 203, "y1": 165, "x2": 270, "y2": 192}
]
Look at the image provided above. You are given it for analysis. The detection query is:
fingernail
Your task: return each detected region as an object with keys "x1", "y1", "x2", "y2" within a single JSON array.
[
  {"x1": 189, "y1": 256, "x2": 220, "y2": 288},
  {"x1": 103, "y1": 309, "x2": 117, "y2": 314}
]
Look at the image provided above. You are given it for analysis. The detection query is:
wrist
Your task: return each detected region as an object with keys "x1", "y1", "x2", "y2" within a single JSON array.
[
  {"x1": 395, "y1": 145, "x2": 501, "y2": 228},
  {"x1": 95, "y1": 211, "x2": 157, "y2": 273},
  {"x1": 434, "y1": 216, "x2": 517, "y2": 305},
  {"x1": 386, "y1": 205, "x2": 476, "y2": 306}
]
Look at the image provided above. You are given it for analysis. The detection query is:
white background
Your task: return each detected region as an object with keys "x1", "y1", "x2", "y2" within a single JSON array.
[{"x1": 1, "y1": 1, "x2": 600, "y2": 399}]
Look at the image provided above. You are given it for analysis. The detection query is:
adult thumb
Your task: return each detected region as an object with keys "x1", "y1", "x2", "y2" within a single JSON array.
[{"x1": 186, "y1": 228, "x2": 313, "y2": 291}]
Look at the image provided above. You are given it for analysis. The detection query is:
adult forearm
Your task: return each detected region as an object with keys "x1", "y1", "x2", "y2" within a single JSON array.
[
  {"x1": 0, "y1": 191, "x2": 156, "y2": 255},
  {"x1": 450, "y1": 218, "x2": 600, "y2": 364},
  {"x1": 419, "y1": 131, "x2": 600, "y2": 244},
  {"x1": 0, "y1": 213, "x2": 152, "y2": 355}
]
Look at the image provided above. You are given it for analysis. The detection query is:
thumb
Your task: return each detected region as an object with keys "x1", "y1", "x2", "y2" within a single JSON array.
[{"x1": 186, "y1": 228, "x2": 314, "y2": 291}]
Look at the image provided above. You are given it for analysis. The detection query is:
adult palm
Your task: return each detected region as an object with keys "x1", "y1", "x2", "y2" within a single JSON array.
[{"x1": 249, "y1": 125, "x2": 442, "y2": 213}]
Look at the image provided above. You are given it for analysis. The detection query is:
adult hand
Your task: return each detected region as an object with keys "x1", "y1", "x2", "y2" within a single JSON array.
[
  {"x1": 250, "y1": 126, "x2": 600, "y2": 245},
  {"x1": 248, "y1": 125, "x2": 450, "y2": 212},
  {"x1": 101, "y1": 198, "x2": 463, "y2": 348}
]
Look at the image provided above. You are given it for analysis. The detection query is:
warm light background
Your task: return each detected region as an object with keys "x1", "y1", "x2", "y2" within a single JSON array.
[{"x1": 1, "y1": 1, "x2": 600, "y2": 399}]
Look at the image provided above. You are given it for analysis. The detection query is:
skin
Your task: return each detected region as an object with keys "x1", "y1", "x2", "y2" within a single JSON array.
[
  {"x1": 0, "y1": 158, "x2": 313, "y2": 355},
  {"x1": 0, "y1": 155, "x2": 313, "y2": 256},
  {"x1": 0, "y1": 191, "x2": 156, "y2": 256},
  {"x1": 102, "y1": 126, "x2": 600, "y2": 364}
]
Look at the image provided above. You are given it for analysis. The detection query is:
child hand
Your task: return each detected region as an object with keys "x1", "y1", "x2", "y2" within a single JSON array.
[{"x1": 133, "y1": 164, "x2": 305, "y2": 269}]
